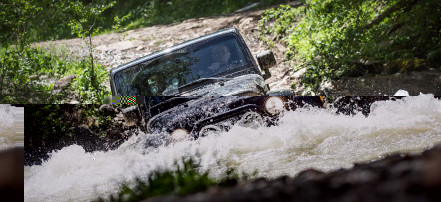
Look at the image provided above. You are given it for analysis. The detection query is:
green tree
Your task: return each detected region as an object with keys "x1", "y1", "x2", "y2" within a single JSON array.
[
  {"x1": 0, "y1": 0, "x2": 42, "y2": 50},
  {"x1": 66, "y1": 1, "x2": 116, "y2": 100}
]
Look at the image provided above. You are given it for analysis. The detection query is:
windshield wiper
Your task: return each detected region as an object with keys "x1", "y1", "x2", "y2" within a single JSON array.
[{"x1": 177, "y1": 77, "x2": 230, "y2": 90}]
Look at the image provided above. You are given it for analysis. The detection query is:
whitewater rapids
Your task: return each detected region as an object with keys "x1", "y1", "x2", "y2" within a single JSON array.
[
  {"x1": 24, "y1": 95, "x2": 441, "y2": 201},
  {"x1": 0, "y1": 104, "x2": 23, "y2": 150}
]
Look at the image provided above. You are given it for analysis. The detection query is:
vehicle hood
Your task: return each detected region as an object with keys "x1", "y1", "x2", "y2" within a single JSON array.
[
  {"x1": 179, "y1": 74, "x2": 266, "y2": 96},
  {"x1": 147, "y1": 96, "x2": 252, "y2": 133}
]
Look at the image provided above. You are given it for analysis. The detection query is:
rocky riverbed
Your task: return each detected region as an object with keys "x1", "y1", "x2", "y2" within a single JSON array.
[
  {"x1": 32, "y1": 1, "x2": 441, "y2": 97},
  {"x1": 144, "y1": 144, "x2": 441, "y2": 202}
]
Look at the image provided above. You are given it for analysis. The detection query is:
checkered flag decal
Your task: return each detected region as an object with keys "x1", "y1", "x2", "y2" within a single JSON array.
[{"x1": 112, "y1": 96, "x2": 137, "y2": 105}]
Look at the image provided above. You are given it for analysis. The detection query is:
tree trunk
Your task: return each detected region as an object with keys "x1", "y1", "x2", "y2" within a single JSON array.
[
  {"x1": 88, "y1": 34, "x2": 96, "y2": 90},
  {"x1": 364, "y1": 0, "x2": 420, "y2": 30},
  {"x1": 0, "y1": 51, "x2": 4, "y2": 97}
]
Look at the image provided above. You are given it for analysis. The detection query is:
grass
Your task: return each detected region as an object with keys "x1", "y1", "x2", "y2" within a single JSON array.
[
  {"x1": 0, "y1": 46, "x2": 110, "y2": 103},
  {"x1": 25, "y1": 0, "x2": 294, "y2": 43},
  {"x1": 258, "y1": 0, "x2": 441, "y2": 94}
]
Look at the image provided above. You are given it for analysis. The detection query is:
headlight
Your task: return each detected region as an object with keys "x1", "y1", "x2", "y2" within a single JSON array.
[
  {"x1": 171, "y1": 128, "x2": 189, "y2": 141},
  {"x1": 264, "y1": 96, "x2": 285, "y2": 115}
]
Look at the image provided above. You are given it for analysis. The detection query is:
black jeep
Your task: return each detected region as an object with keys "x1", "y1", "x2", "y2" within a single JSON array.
[
  {"x1": 109, "y1": 27, "x2": 290, "y2": 96},
  {"x1": 109, "y1": 27, "x2": 322, "y2": 145},
  {"x1": 123, "y1": 96, "x2": 324, "y2": 146}
]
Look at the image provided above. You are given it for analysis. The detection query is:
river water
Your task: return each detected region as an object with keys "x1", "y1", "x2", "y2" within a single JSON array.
[
  {"x1": 24, "y1": 95, "x2": 441, "y2": 202},
  {"x1": 0, "y1": 104, "x2": 23, "y2": 150}
]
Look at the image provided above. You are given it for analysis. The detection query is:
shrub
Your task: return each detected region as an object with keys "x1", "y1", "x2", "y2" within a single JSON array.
[
  {"x1": 0, "y1": 47, "x2": 109, "y2": 103},
  {"x1": 259, "y1": 0, "x2": 441, "y2": 93}
]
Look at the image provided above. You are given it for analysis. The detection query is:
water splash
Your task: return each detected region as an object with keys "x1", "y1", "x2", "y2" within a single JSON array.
[
  {"x1": 394, "y1": 89, "x2": 410, "y2": 96},
  {"x1": 0, "y1": 104, "x2": 22, "y2": 150},
  {"x1": 24, "y1": 95, "x2": 441, "y2": 202}
]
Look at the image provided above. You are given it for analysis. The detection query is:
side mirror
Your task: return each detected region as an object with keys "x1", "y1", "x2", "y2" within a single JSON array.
[
  {"x1": 256, "y1": 50, "x2": 276, "y2": 79},
  {"x1": 122, "y1": 106, "x2": 140, "y2": 127}
]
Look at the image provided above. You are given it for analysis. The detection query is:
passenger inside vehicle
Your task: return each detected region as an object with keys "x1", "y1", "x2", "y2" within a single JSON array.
[{"x1": 208, "y1": 44, "x2": 231, "y2": 74}]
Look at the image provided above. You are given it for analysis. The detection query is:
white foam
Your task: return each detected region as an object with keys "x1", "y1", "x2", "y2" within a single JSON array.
[
  {"x1": 394, "y1": 89, "x2": 410, "y2": 96},
  {"x1": 24, "y1": 95, "x2": 441, "y2": 202},
  {"x1": 0, "y1": 104, "x2": 19, "y2": 150}
]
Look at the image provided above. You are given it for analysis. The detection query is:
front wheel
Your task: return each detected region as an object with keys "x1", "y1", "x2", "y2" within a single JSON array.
[{"x1": 238, "y1": 111, "x2": 264, "y2": 129}]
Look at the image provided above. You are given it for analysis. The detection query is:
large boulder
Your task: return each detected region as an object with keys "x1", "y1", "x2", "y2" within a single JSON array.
[{"x1": 99, "y1": 104, "x2": 117, "y2": 117}]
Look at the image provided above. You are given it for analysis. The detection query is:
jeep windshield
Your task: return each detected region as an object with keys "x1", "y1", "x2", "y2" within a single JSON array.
[{"x1": 113, "y1": 34, "x2": 253, "y2": 95}]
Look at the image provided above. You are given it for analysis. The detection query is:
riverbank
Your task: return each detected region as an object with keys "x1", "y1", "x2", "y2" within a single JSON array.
[{"x1": 144, "y1": 143, "x2": 441, "y2": 202}]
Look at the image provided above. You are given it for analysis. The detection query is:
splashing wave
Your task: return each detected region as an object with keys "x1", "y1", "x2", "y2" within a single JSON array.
[{"x1": 24, "y1": 95, "x2": 441, "y2": 202}]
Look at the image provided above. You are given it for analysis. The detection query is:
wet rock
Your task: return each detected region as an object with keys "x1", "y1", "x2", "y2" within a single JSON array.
[
  {"x1": 422, "y1": 146, "x2": 441, "y2": 187},
  {"x1": 54, "y1": 75, "x2": 76, "y2": 90},
  {"x1": 291, "y1": 68, "x2": 306, "y2": 80},
  {"x1": 295, "y1": 168, "x2": 325, "y2": 182},
  {"x1": 99, "y1": 104, "x2": 116, "y2": 116},
  {"x1": 319, "y1": 80, "x2": 334, "y2": 94},
  {"x1": 73, "y1": 125, "x2": 105, "y2": 152},
  {"x1": 322, "y1": 67, "x2": 441, "y2": 95}
]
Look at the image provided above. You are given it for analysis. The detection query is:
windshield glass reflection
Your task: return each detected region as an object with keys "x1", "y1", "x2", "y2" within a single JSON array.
[{"x1": 114, "y1": 34, "x2": 251, "y2": 95}]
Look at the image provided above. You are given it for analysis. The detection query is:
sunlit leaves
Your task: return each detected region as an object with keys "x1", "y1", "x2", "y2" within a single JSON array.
[
  {"x1": 0, "y1": 47, "x2": 109, "y2": 103},
  {"x1": 259, "y1": 0, "x2": 441, "y2": 93},
  {"x1": 0, "y1": 0, "x2": 42, "y2": 49}
]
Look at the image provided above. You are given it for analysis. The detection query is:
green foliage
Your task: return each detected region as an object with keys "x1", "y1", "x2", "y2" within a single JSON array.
[
  {"x1": 25, "y1": 105, "x2": 75, "y2": 149},
  {"x1": 0, "y1": 47, "x2": 110, "y2": 103},
  {"x1": 2, "y1": 0, "x2": 291, "y2": 43},
  {"x1": 258, "y1": 5, "x2": 303, "y2": 40},
  {"x1": 259, "y1": 0, "x2": 441, "y2": 93},
  {"x1": 25, "y1": 104, "x2": 113, "y2": 140},
  {"x1": 24, "y1": 104, "x2": 113, "y2": 160},
  {"x1": 97, "y1": 158, "x2": 240, "y2": 202},
  {"x1": 65, "y1": 0, "x2": 118, "y2": 103},
  {"x1": 67, "y1": 1, "x2": 117, "y2": 38},
  {"x1": 1, "y1": 0, "x2": 113, "y2": 103},
  {"x1": 0, "y1": 0, "x2": 42, "y2": 49},
  {"x1": 0, "y1": 47, "x2": 56, "y2": 103},
  {"x1": 112, "y1": 13, "x2": 132, "y2": 31},
  {"x1": 71, "y1": 60, "x2": 110, "y2": 103},
  {"x1": 130, "y1": 0, "x2": 292, "y2": 30}
]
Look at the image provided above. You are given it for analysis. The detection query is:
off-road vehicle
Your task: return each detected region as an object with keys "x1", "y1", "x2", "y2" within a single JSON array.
[
  {"x1": 122, "y1": 96, "x2": 325, "y2": 146},
  {"x1": 110, "y1": 27, "x2": 290, "y2": 96}
]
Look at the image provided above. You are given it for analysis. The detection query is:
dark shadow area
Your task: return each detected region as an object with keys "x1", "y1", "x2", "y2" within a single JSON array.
[
  {"x1": 24, "y1": 104, "x2": 137, "y2": 166},
  {"x1": 0, "y1": 147, "x2": 24, "y2": 202}
]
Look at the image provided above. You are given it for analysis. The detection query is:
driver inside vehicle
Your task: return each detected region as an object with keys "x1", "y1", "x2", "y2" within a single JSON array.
[
  {"x1": 131, "y1": 72, "x2": 166, "y2": 95},
  {"x1": 207, "y1": 44, "x2": 231, "y2": 74}
]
